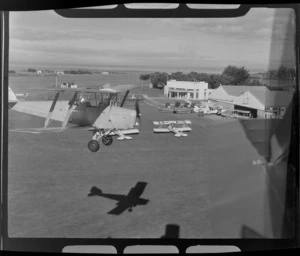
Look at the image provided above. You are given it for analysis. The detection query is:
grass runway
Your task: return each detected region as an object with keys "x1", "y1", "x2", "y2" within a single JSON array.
[{"x1": 7, "y1": 102, "x2": 218, "y2": 238}]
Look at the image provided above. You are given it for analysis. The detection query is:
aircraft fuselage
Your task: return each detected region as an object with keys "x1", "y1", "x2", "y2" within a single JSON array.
[
  {"x1": 69, "y1": 104, "x2": 100, "y2": 126},
  {"x1": 68, "y1": 101, "x2": 137, "y2": 131}
]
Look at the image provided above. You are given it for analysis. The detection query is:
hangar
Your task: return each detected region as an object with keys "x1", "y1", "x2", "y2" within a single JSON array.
[{"x1": 208, "y1": 85, "x2": 293, "y2": 118}]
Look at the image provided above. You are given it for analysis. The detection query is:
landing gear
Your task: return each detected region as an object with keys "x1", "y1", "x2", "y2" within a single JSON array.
[
  {"x1": 88, "y1": 140, "x2": 100, "y2": 152},
  {"x1": 88, "y1": 130, "x2": 114, "y2": 151},
  {"x1": 102, "y1": 135, "x2": 113, "y2": 146},
  {"x1": 128, "y1": 207, "x2": 133, "y2": 212}
]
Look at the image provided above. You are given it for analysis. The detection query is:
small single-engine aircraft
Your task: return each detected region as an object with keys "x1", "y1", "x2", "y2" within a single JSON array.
[
  {"x1": 193, "y1": 104, "x2": 225, "y2": 115},
  {"x1": 87, "y1": 182, "x2": 149, "y2": 215},
  {"x1": 10, "y1": 84, "x2": 141, "y2": 152},
  {"x1": 153, "y1": 120, "x2": 192, "y2": 137}
]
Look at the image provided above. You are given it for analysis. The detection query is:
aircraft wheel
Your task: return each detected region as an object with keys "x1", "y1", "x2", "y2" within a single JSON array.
[
  {"x1": 102, "y1": 135, "x2": 113, "y2": 146},
  {"x1": 88, "y1": 140, "x2": 100, "y2": 152}
]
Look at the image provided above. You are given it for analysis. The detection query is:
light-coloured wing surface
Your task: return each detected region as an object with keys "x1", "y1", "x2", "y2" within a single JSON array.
[
  {"x1": 27, "y1": 87, "x2": 117, "y2": 94},
  {"x1": 109, "y1": 84, "x2": 140, "y2": 93},
  {"x1": 11, "y1": 100, "x2": 70, "y2": 122},
  {"x1": 110, "y1": 129, "x2": 139, "y2": 135},
  {"x1": 87, "y1": 128, "x2": 139, "y2": 135},
  {"x1": 9, "y1": 127, "x2": 65, "y2": 134},
  {"x1": 153, "y1": 127, "x2": 192, "y2": 133},
  {"x1": 27, "y1": 84, "x2": 139, "y2": 94}
]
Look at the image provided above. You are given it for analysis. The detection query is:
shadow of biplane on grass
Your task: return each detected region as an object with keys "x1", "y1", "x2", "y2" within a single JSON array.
[{"x1": 88, "y1": 182, "x2": 149, "y2": 215}]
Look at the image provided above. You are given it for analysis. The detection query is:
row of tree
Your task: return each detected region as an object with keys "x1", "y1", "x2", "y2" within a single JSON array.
[
  {"x1": 140, "y1": 65, "x2": 296, "y2": 90},
  {"x1": 64, "y1": 70, "x2": 93, "y2": 75},
  {"x1": 267, "y1": 66, "x2": 296, "y2": 80},
  {"x1": 140, "y1": 65, "x2": 251, "y2": 89}
]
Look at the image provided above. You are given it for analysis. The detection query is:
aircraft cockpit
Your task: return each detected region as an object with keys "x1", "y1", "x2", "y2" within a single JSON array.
[{"x1": 74, "y1": 92, "x2": 118, "y2": 110}]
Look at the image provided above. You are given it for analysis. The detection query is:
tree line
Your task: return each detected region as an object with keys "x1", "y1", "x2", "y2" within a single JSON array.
[
  {"x1": 267, "y1": 66, "x2": 296, "y2": 80},
  {"x1": 140, "y1": 65, "x2": 295, "y2": 89},
  {"x1": 64, "y1": 70, "x2": 92, "y2": 74}
]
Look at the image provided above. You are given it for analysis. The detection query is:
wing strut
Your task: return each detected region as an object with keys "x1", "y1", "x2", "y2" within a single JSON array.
[
  {"x1": 120, "y1": 90, "x2": 129, "y2": 107},
  {"x1": 44, "y1": 91, "x2": 60, "y2": 128},
  {"x1": 62, "y1": 92, "x2": 78, "y2": 129}
]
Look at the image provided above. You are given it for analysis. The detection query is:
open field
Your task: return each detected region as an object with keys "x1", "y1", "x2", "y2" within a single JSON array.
[{"x1": 8, "y1": 101, "x2": 220, "y2": 238}]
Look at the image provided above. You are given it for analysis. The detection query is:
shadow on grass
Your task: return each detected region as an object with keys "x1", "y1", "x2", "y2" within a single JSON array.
[{"x1": 88, "y1": 182, "x2": 149, "y2": 215}]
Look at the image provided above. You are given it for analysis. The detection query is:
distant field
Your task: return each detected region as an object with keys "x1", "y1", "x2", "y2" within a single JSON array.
[
  {"x1": 9, "y1": 73, "x2": 165, "y2": 100},
  {"x1": 9, "y1": 73, "x2": 142, "y2": 92}
]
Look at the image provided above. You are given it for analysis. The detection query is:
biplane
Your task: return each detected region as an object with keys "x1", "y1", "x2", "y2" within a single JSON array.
[
  {"x1": 153, "y1": 120, "x2": 192, "y2": 137},
  {"x1": 88, "y1": 182, "x2": 149, "y2": 215},
  {"x1": 10, "y1": 84, "x2": 141, "y2": 152}
]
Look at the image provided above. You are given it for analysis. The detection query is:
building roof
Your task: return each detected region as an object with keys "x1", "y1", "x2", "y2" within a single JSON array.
[
  {"x1": 250, "y1": 90, "x2": 294, "y2": 107},
  {"x1": 221, "y1": 85, "x2": 293, "y2": 107},
  {"x1": 221, "y1": 85, "x2": 268, "y2": 96}
]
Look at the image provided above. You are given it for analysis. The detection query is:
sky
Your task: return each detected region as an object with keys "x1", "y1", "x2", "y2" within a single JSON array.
[{"x1": 8, "y1": 5, "x2": 296, "y2": 73}]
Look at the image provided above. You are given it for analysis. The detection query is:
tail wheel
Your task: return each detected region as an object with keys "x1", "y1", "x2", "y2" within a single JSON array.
[
  {"x1": 88, "y1": 140, "x2": 100, "y2": 152},
  {"x1": 102, "y1": 135, "x2": 113, "y2": 146}
]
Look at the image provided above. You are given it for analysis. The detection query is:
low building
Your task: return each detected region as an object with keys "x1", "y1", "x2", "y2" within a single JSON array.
[
  {"x1": 209, "y1": 85, "x2": 293, "y2": 119},
  {"x1": 164, "y1": 80, "x2": 209, "y2": 100},
  {"x1": 36, "y1": 70, "x2": 43, "y2": 74}
]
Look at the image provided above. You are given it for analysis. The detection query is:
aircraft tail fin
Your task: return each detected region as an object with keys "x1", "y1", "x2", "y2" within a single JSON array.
[
  {"x1": 88, "y1": 186, "x2": 102, "y2": 196},
  {"x1": 8, "y1": 87, "x2": 18, "y2": 108}
]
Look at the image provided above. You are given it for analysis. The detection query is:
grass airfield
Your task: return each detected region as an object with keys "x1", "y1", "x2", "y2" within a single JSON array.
[{"x1": 7, "y1": 101, "x2": 223, "y2": 238}]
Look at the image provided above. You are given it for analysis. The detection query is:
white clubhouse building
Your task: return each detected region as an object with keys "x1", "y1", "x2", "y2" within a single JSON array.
[{"x1": 164, "y1": 80, "x2": 210, "y2": 100}]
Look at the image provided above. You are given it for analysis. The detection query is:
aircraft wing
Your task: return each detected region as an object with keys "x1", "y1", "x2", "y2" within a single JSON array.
[
  {"x1": 27, "y1": 84, "x2": 139, "y2": 94},
  {"x1": 108, "y1": 84, "x2": 140, "y2": 93},
  {"x1": 27, "y1": 87, "x2": 118, "y2": 94},
  {"x1": 110, "y1": 129, "x2": 139, "y2": 135},
  {"x1": 153, "y1": 127, "x2": 191, "y2": 133},
  {"x1": 87, "y1": 128, "x2": 139, "y2": 135},
  {"x1": 107, "y1": 204, "x2": 130, "y2": 215},
  {"x1": 9, "y1": 127, "x2": 65, "y2": 134},
  {"x1": 126, "y1": 182, "x2": 147, "y2": 199},
  {"x1": 11, "y1": 100, "x2": 70, "y2": 122}
]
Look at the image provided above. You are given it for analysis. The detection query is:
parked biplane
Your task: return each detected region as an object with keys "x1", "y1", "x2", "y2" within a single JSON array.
[
  {"x1": 153, "y1": 120, "x2": 192, "y2": 137},
  {"x1": 10, "y1": 84, "x2": 141, "y2": 152}
]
